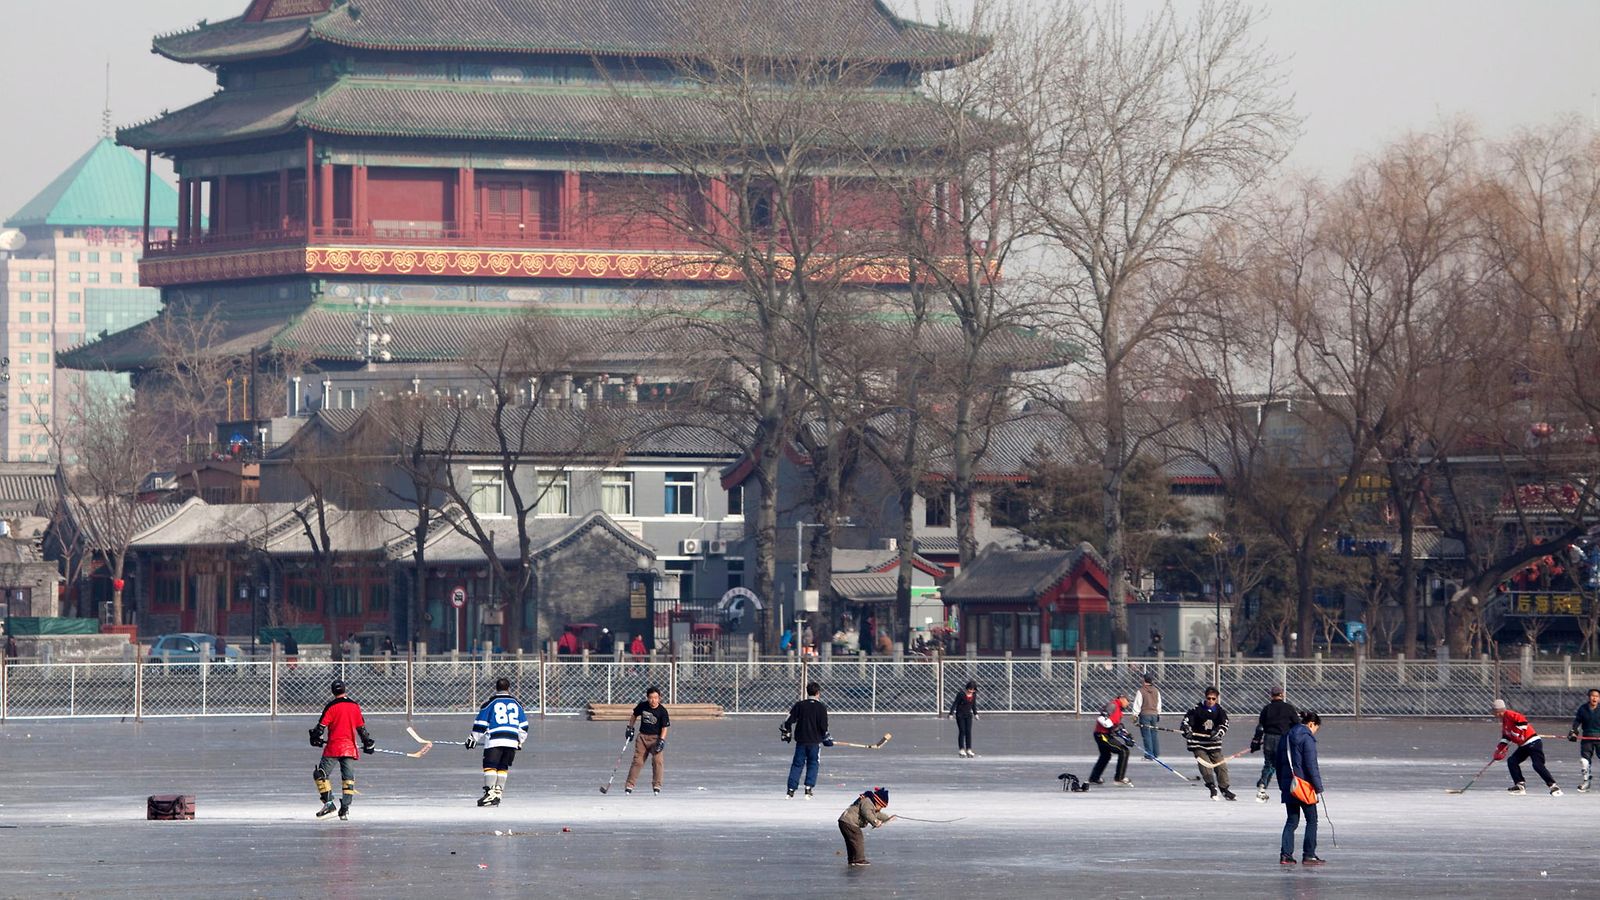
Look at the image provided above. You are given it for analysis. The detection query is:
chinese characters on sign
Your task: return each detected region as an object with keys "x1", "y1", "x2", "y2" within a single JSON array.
[{"x1": 1510, "y1": 593, "x2": 1588, "y2": 617}]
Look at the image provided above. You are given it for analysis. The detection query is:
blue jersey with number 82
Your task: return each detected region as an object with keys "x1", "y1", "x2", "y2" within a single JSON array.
[{"x1": 472, "y1": 693, "x2": 530, "y2": 748}]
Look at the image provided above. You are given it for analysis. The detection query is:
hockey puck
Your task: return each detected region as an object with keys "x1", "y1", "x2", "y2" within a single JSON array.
[{"x1": 562, "y1": 826, "x2": 571, "y2": 832}]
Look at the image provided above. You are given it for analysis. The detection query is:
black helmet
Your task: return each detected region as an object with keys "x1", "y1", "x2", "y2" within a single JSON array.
[{"x1": 330, "y1": 679, "x2": 347, "y2": 695}]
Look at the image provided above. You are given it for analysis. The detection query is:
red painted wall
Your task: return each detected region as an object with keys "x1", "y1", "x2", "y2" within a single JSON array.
[{"x1": 369, "y1": 169, "x2": 454, "y2": 225}]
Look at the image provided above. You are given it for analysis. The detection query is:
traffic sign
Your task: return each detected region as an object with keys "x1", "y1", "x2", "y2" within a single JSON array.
[{"x1": 450, "y1": 586, "x2": 467, "y2": 609}]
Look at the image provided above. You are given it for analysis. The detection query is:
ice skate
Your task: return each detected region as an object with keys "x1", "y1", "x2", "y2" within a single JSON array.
[
  {"x1": 804, "y1": 787, "x2": 814, "y2": 799},
  {"x1": 786, "y1": 789, "x2": 795, "y2": 799},
  {"x1": 624, "y1": 787, "x2": 634, "y2": 794},
  {"x1": 849, "y1": 860, "x2": 872, "y2": 867},
  {"x1": 1222, "y1": 789, "x2": 1237, "y2": 801},
  {"x1": 337, "y1": 806, "x2": 350, "y2": 821},
  {"x1": 1279, "y1": 853, "x2": 1296, "y2": 866},
  {"x1": 1301, "y1": 855, "x2": 1325, "y2": 866},
  {"x1": 1549, "y1": 785, "x2": 1563, "y2": 796},
  {"x1": 967, "y1": 750, "x2": 978, "y2": 758},
  {"x1": 1256, "y1": 785, "x2": 1269, "y2": 802},
  {"x1": 1209, "y1": 786, "x2": 1220, "y2": 801},
  {"x1": 653, "y1": 787, "x2": 661, "y2": 795},
  {"x1": 316, "y1": 800, "x2": 338, "y2": 818},
  {"x1": 957, "y1": 750, "x2": 966, "y2": 758},
  {"x1": 1580, "y1": 776, "x2": 1590, "y2": 794},
  {"x1": 477, "y1": 787, "x2": 494, "y2": 807},
  {"x1": 1115, "y1": 778, "x2": 1133, "y2": 787},
  {"x1": 1507, "y1": 783, "x2": 1526, "y2": 794}
]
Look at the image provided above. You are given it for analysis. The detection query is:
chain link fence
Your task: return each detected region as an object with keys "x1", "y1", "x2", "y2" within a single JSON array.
[{"x1": 3, "y1": 654, "x2": 1597, "y2": 721}]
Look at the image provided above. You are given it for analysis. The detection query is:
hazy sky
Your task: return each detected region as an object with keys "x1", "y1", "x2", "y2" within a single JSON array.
[{"x1": 0, "y1": 0, "x2": 1594, "y2": 218}]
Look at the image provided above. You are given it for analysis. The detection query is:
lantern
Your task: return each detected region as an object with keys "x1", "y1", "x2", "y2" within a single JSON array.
[{"x1": 112, "y1": 578, "x2": 125, "y2": 592}]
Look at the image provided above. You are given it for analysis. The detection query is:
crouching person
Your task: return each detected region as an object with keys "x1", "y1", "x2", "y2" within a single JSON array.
[{"x1": 838, "y1": 787, "x2": 894, "y2": 867}]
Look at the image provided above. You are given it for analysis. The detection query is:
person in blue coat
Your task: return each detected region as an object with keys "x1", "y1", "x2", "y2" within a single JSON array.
[{"x1": 1274, "y1": 710, "x2": 1325, "y2": 867}]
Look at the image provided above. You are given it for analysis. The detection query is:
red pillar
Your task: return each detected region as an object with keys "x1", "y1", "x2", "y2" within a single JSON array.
[
  {"x1": 216, "y1": 175, "x2": 229, "y2": 235},
  {"x1": 354, "y1": 165, "x2": 368, "y2": 234},
  {"x1": 709, "y1": 177, "x2": 730, "y2": 238},
  {"x1": 278, "y1": 168, "x2": 290, "y2": 231},
  {"x1": 814, "y1": 177, "x2": 831, "y2": 244},
  {"x1": 319, "y1": 162, "x2": 334, "y2": 234},
  {"x1": 562, "y1": 171, "x2": 581, "y2": 242},
  {"x1": 461, "y1": 168, "x2": 476, "y2": 240},
  {"x1": 177, "y1": 177, "x2": 190, "y2": 244},
  {"x1": 304, "y1": 134, "x2": 315, "y2": 236}
]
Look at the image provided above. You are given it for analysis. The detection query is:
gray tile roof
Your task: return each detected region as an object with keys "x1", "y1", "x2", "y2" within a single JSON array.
[
  {"x1": 153, "y1": 1, "x2": 985, "y2": 69},
  {"x1": 416, "y1": 510, "x2": 654, "y2": 564},
  {"x1": 940, "y1": 543, "x2": 1106, "y2": 604},
  {"x1": 0, "y1": 464, "x2": 61, "y2": 506},
  {"x1": 831, "y1": 548, "x2": 943, "y2": 576},
  {"x1": 831, "y1": 572, "x2": 898, "y2": 603},
  {"x1": 61, "y1": 497, "x2": 191, "y2": 552}
]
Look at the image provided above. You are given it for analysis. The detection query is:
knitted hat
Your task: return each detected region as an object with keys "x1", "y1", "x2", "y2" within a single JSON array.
[
  {"x1": 1493, "y1": 699, "x2": 1506, "y2": 711},
  {"x1": 870, "y1": 787, "x2": 889, "y2": 807}
]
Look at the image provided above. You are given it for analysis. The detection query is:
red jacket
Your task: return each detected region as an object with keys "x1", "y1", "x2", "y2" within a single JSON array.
[
  {"x1": 319, "y1": 697, "x2": 366, "y2": 758},
  {"x1": 1094, "y1": 698, "x2": 1127, "y2": 735},
  {"x1": 1500, "y1": 709, "x2": 1540, "y2": 746}
]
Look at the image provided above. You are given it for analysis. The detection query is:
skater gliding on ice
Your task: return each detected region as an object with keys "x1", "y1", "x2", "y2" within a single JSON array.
[
  {"x1": 1251, "y1": 685, "x2": 1298, "y2": 802},
  {"x1": 838, "y1": 787, "x2": 894, "y2": 867},
  {"x1": 782, "y1": 681, "x2": 831, "y2": 798},
  {"x1": 1568, "y1": 689, "x2": 1600, "y2": 792},
  {"x1": 1089, "y1": 692, "x2": 1133, "y2": 786},
  {"x1": 309, "y1": 680, "x2": 374, "y2": 820},
  {"x1": 1494, "y1": 699, "x2": 1561, "y2": 795},
  {"x1": 1183, "y1": 687, "x2": 1236, "y2": 800},
  {"x1": 950, "y1": 680, "x2": 979, "y2": 758},
  {"x1": 623, "y1": 686, "x2": 671, "y2": 794},
  {"x1": 1275, "y1": 711, "x2": 1325, "y2": 866},
  {"x1": 467, "y1": 677, "x2": 529, "y2": 807}
]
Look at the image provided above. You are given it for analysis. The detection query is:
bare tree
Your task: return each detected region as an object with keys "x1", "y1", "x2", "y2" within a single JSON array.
[{"x1": 1023, "y1": 0, "x2": 1295, "y2": 651}]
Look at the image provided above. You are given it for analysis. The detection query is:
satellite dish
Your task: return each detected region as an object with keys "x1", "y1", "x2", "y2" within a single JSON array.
[{"x1": 0, "y1": 230, "x2": 25, "y2": 252}]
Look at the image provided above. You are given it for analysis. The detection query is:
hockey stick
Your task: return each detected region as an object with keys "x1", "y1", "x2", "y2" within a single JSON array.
[
  {"x1": 404, "y1": 726, "x2": 438, "y2": 753},
  {"x1": 1444, "y1": 756, "x2": 1499, "y2": 794},
  {"x1": 598, "y1": 733, "x2": 635, "y2": 794},
  {"x1": 369, "y1": 747, "x2": 430, "y2": 758},
  {"x1": 893, "y1": 814, "x2": 966, "y2": 824},
  {"x1": 1320, "y1": 795, "x2": 1337, "y2": 848},
  {"x1": 1142, "y1": 752, "x2": 1202, "y2": 784},
  {"x1": 1193, "y1": 748, "x2": 1253, "y2": 769},
  {"x1": 831, "y1": 733, "x2": 893, "y2": 750}
]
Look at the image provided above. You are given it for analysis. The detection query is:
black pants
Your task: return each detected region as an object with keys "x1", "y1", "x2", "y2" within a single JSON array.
[
  {"x1": 839, "y1": 820, "x2": 867, "y2": 863},
  {"x1": 1090, "y1": 732, "x2": 1129, "y2": 782},
  {"x1": 1508, "y1": 741, "x2": 1555, "y2": 787},
  {"x1": 955, "y1": 715, "x2": 973, "y2": 751}
]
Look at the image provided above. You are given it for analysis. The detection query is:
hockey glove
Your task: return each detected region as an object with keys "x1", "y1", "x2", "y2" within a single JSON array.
[
  {"x1": 465, "y1": 734, "x2": 479, "y2": 750},
  {"x1": 1250, "y1": 740, "x2": 1262, "y2": 753},
  {"x1": 358, "y1": 726, "x2": 376, "y2": 755},
  {"x1": 652, "y1": 738, "x2": 666, "y2": 755},
  {"x1": 309, "y1": 725, "x2": 327, "y2": 747},
  {"x1": 1113, "y1": 729, "x2": 1135, "y2": 749},
  {"x1": 1492, "y1": 741, "x2": 1509, "y2": 761},
  {"x1": 780, "y1": 723, "x2": 794, "y2": 743},
  {"x1": 823, "y1": 733, "x2": 835, "y2": 747},
  {"x1": 1569, "y1": 731, "x2": 1580, "y2": 743},
  {"x1": 626, "y1": 726, "x2": 637, "y2": 740}
]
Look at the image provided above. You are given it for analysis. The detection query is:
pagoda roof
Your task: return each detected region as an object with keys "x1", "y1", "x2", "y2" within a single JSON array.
[
  {"x1": 154, "y1": 0, "x2": 985, "y2": 70},
  {"x1": 119, "y1": 78, "x2": 955, "y2": 152},
  {"x1": 5, "y1": 139, "x2": 180, "y2": 229}
]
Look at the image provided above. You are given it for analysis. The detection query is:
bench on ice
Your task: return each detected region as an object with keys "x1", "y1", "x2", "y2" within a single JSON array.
[{"x1": 585, "y1": 703, "x2": 724, "y2": 721}]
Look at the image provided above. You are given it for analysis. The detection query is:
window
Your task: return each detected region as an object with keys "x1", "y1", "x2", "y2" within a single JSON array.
[
  {"x1": 16, "y1": 313, "x2": 28, "y2": 324},
  {"x1": 16, "y1": 292, "x2": 27, "y2": 303},
  {"x1": 36, "y1": 312, "x2": 48, "y2": 324},
  {"x1": 67, "y1": 313, "x2": 80, "y2": 324},
  {"x1": 37, "y1": 353, "x2": 48, "y2": 364},
  {"x1": 87, "y1": 252, "x2": 100, "y2": 263},
  {"x1": 17, "y1": 393, "x2": 29, "y2": 405},
  {"x1": 16, "y1": 374, "x2": 28, "y2": 385},
  {"x1": 16, "y1": 334, "x2": 29, "y2": 344},
  {"x1": 924, "y1": 489, "x2": 952, "y2": 528},
  {"x1": 36, "y1": 272, "x2": 48, "y2": 282},
  {"x1": 601, "y1": 470, "x2": 633, "y2": 516},
  {"x1": 17, "y1": 272, "x2": 31, "y2": 282},
  {"x1": 68, "y1": 272, "x2": 80, "y2": 283},
  {"x1": 110, "y1": 273, "x2": 123, "y2": 284},
  {"x1": 87, "y1": 273, "x2": 100, "y2": 283},
  {"x1": 36, "y1": 413, "x2": 47, "y2": 425},
  {"x1": 727, "y1": 483, "x2": 744, "y2": 518},
  {"x1": 727, "y1": 557, "x2": 745, "y2": 592},
  {"x1": 469, "y1": 468, "x2": 505, "y2": 515},
  {"x1": 331, "y1": 584, "x2": 360, "y2": 616},
  {"x1": 37, "y1": 374, "x2": 47, "y2": 385},
  {"x1": 35, "y1": 293, "x2": 48, "y2": 303},
  {"x1": 18, "y1": 414, "x2": 29, "y2": 424},
  {"x1": 36, "y1": 333, "x2": 49, "y2": 343},
  {"x1": 368, "y1": 583, "x2": 390, "y2": 612},
  {"x1": 535, "y1": 469, "x2": 569, "y2": 516},
  {"x1": 17, "y1": 434, "x2": 29, "y2": 445},
  {"x1": 18, "y1": 353, "x2": 30, "y2": 364},
  {"x1": 288, "y1": 582, "x2": 316, "y2": 612},
  {"x1": 664, "y1": 472, "x2": 696, "y2": 516},
  {"x1": 68, "y1": 292, "x2": 80, "y2": 303},
  {"x1": 111, "y1": 252, "x2": 123, "y2": 263}
]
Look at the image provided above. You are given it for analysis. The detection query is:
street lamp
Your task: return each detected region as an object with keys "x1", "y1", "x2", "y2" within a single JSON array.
[
  {"x1": 354, "y1": 295, "x2": 393, "y2": 364},
  {"x1": 795, "y1": 522, "x2": 826, "y2": 651}
]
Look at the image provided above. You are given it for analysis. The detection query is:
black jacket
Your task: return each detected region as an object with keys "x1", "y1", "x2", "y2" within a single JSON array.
[
  {"x1": 1253, "y1": 700, "x2": 1299, "y2": 743},
  {"x1": 950, "y1": 691, "x2": 978, "y2": 718},
  {"x1": 784, "y1": 697, "x2": 830, "y2": 745},
  {"x1": 1573, "y1": 702, "x2": 1600, "y2": 738},
  {"x1": 1182, "y1": 703, "x2": 1228, "y2": 752}
]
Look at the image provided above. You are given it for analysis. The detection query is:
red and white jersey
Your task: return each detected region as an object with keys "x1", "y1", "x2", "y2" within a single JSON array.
[
  {"x1": 1500, "y1": 709, "x2": 1540, "y2": 746},
  {"x1": 1095, "y1": 698, "x2": 1127, "y2": 734},
  {"x1": 319, "y1": 697, "x2": 366, "y2": 758}
]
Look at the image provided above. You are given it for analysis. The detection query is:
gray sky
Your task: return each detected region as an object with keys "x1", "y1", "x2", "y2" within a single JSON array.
[{"x1": 1, "y1": 0, "x2": 1595, "y2": 217}]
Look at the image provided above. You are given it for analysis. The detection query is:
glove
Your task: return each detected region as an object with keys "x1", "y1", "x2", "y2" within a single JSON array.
[
  {"x1": 1493, "y1": 741, "x2": 1509, "y2": 761},
  {"x1": 465, "y1": 734, "x2": 479, "y2": 750},
  {"x1": 1569, "y1": 731, "x2": 1580, "y2": 743},
  {"x1": 823, "y1": 733, "x2": 835, "y2": 748},
  {"x1": 626, "y1": 726, "x2": 637, "y2": 740},
  {"x1": 308, "y1": 725, "x2": 326, "y2": 748},
  {"x1": 780, "y1": 723, "x2": 794, "y2": 744},
  {"x1": 652, "y1": 738, "x2": 667, "y2": 754},
  {"x1": 1250, "y1": 740, "x2": 1262, "y2": 753},
  {"x1": 362, "y1": 739, "x2": 377, "y2": 755}
]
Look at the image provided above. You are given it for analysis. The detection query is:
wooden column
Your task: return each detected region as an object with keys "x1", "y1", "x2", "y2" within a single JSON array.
[
  {"x1": 304, "y1": 134, "x2": 315, "y2": 236},
  {"x1": 177, "y1": 177, "x2": 190, "y2": 244},
  {"x1": 813, "y1": 177, "x2": 831, "y2": 244},
  {"x1": 461, "y1": 168, "x2": 476, "y2": 239},
  {"x1": 318, "y1": 162, "x2": 334, "y2": 234},
  {"x1": 709, "y1": 177, "x2": 730, "y2": 238},
  {"x1": 354, "y1": 165, "x2": 368, "y2": 234},
  {"x1": 142, "y1": 151, "x2": 152, "y2": 250},
  {"x1": 216, "y1": 175, "x2": 230, "y2": 235},
  {"x1": 278, "y1": 167, "x2": 290, "y2": 230},
  {"x1": 562, "y1": 171, "x2": 581, "y2": 242}
]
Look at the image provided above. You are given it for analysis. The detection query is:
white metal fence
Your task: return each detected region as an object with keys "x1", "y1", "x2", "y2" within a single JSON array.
[{"x1": 3, "y1": 654, "x2": 1597, "y2": 721}]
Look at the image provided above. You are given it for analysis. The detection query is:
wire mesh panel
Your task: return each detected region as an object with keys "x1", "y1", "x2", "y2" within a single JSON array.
[
  {"x1": 3, "y1": 663, "x2": 97, "y2": 717},
  {"x1": 1502, "y1": 662, "x2": 1599, "y2": 718},
  {"x1": 542, "y1": 661, "x2": 672, "y2": 714},
  {"x1": 1079, "y1": 657, "x2": 1149, "y2": 714},
  {"x1": 672, "y1": 661, "x2": 797, "y2": 713},
  {"x1": 1359, "y1": 659, "x2": 1497, "y2": 717}
]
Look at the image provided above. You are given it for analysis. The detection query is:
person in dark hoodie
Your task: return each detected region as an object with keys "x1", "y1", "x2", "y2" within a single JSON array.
[
  {"x1": 1274, "y1": 711, "x2": 1325, "y2": 867},
  {"x1": 838, "y1": 787, "x2": 894, "y2": 867},
  {"x1": 1251, "y1": 685, "x2": 1299, "y2": 802},
  {"x1": 950, "y1": 680, "x2": 979, "y2": 758}
]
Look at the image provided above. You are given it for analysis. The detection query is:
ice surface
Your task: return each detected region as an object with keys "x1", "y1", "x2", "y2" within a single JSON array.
[{"x1": 0, "y1": 711, "x2": 1594, "y2": 897}]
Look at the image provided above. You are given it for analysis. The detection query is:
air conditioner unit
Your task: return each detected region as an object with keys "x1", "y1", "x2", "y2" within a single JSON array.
[
  {"x1": 706, "y1": 539, "x2": 728, "y2": 555},
  {"x1": 679, "y1": 538, "x2": 702, "y2": 556}
]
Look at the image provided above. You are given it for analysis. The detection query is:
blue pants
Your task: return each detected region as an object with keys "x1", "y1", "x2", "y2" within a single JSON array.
[
  {"x1": 1281, "y1": 797, "x2": 1318, "y2": 858},
  {"x1": 1137, "y1": 714, "x2": 1159, "y2": 758},
  {"x1": 1257, "y1": 734, "x2": 1282, "y2": 788},
  {"x1": 787, "y1": 743, "x2": 820, "y2": 792}
]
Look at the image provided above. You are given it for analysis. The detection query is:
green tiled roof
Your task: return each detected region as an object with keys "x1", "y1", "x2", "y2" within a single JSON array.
[
  {"x1": 119, "y1": 78, "x2": 955, "y2": 151},
  {"x1": 5, "y1": 139, "x2": 180, "y2": 229},
  {"x1": 153, "y1": 0, "x2": 986, "y2": 70}
]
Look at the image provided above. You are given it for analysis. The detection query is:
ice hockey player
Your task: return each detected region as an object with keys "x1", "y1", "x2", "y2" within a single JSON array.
[
  {"x1": 781, "y1": 681, "x2": 832, "y2": 798},
  {"x1": 1183, "y1": 687, "x2": 1236, "y2": 800},
  {"x1": 308, "y1": 679, "x2": 374, "y2": 820},
  {"x1": 1275, "y1": 710, "x2": 1325, "y2": 866},
  {"x1": 1251, "y1": 685, "x2": 1298, "y2": 801},
  {"x1": 838, "y1": 787, "x2": 894, "y2": 867},
  {"x1": 467, "y1": 677, "x2": 529, "y2": 806},
  {"x1": 949, "y1": 680, "x2": 979, "y2": 758},
  {"x1": 623, "y1": 686, "x2": 671, "y2": 794},
  {"x1": 1089, "y1": 692, "x2": 1133, "y2": 786},
  {"x1": 1569, "y1": 689, "x2": 1600, "y2": 792},
  {"x1": 1493, "y1": 698, "x2": 1561, "y2": 795}
]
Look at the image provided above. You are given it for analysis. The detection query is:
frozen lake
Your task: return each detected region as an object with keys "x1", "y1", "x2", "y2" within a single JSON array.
[{"x1": 0, "y1": 709, "x2": 1593, "y2": 898}]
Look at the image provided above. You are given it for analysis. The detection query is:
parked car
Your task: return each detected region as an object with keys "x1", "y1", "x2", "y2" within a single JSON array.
[{"x1": 149, "y1": 633, "x2": 240, "y2": 664}]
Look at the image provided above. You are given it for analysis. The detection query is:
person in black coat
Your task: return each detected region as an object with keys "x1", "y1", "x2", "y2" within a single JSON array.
[
  {"x1": 1251, "y1": 685, "x2": 1299, "y2": 801},
  {"x1": 1274, "y1": 711, "x2": 1325, "y2": 866},
  {"x1": 781, "y1": 682, "x2": 832, "y2": 798},
  {"x1": 950, "y1": 681, "x2": 979, "y2": 758}
]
